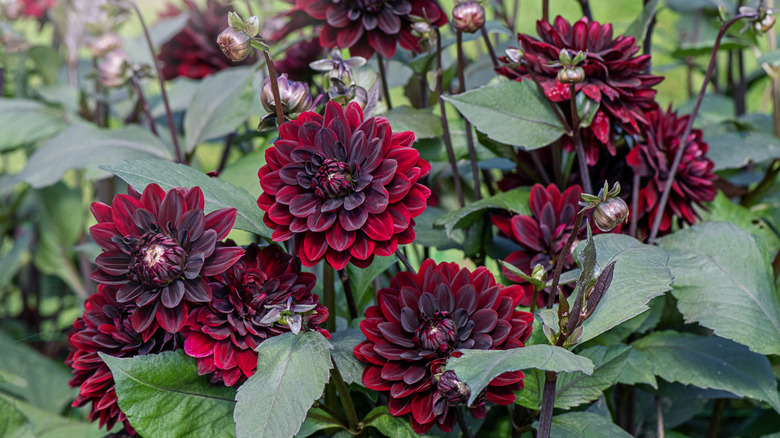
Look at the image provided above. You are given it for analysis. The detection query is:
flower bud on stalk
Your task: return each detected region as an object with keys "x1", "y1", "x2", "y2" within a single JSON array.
[
  {"x1": 557, "y1": 66, "x2": 585, "y2": 84},
  {"x1": 593, "y1": 197, "x2": 629, "y2": 232},
  {"x1": 451, "y1": 1, "x2": 485, "y2": 34},
  {"x1": 89, "y1": 33, "x2": 124, "y2": 58},
  {"x1": 435, "y1": 370, "x2": 471, "y2": 410},
  {"x1": 98, "y1": 50, "x2": 131, "y2": 87},
  {"x1": 261, "y1": 74, "x2": 314, "y2": 117},
  {"x1": 217, "y1": 27, "x2": 252, "y2": 62}
]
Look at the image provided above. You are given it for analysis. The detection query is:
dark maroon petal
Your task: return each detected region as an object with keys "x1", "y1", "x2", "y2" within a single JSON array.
[
  {"x1": 95, "y1": 251, "x2": 131, "y2": 276},
  {"x1": 289, "y1": 193, "x2": 320, "y2": 217},
  {"x1": 158, "y1": 189, "x2": 184, "y2": 231},
  {"x1": 363, "y1": 210, "x2": 394, "y2": 241},
  {"x1": 90, "y1": 201, "x2": 112, "y2": 223},
  {"x1": 203, "y1": 247, "x2": 245, "y2": 276},
  {"x1": 363, "y1": 187, "x2": 389, "y2": 214},
  {"x1": 184, "y1": 253, "x2": 205, "y2": 279},
  {"x1": 111, "y1": 195, "x2": 140, "y2": 237},
  {"x1": 116, "y1": 282, "x2": 145, "y2": 303},
  {"x1": 308, "y1": 209, "x2": 338, "y2": 232},
  {"x1": 326, "y1": 225, "x2": 356, "y2": 252},
  {"x1": 182, "y1": 277, "x2": 211, "y2": 303},
  {"x1": 377, "y1": 322, "x2": 414, "y2": 347},
  {"x1": 303, "y1": 232, "x2": 329, "y2": 262},
  {"x1": 157, "y1": 303, "x2": 187, "y2": 333},
  {"x1": 189, "y1": 229, "x2": 218, "y2": 259},
  {"x1": 184, "y1": 332, "x2": 214, "y2": 358},
  {"x1": 339, "y1": 207, "x2": 368, "y2": 231},
  {"x1": 160, "y1": 281, "x2": 185, "y2": 308},
  {"x1": 376, "y1": 7, "x2": 401, "y2": 34},
  {"x1": 205, "y1": 208, "x2": 237, "y2": 241},
  {"x1": 131, "y1": 300, "x2": 158, "y2": 333},
  {"x1": 133, "y1": 208, "x2": 157, "y2": 233}
]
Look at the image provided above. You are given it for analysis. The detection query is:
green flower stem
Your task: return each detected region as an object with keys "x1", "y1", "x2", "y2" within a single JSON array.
[
  {"x1": 648, "y1": 12, "x2": 754, "y2": 241},
  {"x1": 531, "y1": 150, "x2": 552, "y2": 185},
  {"x1": 546, "y1": 207, "x2": 586, "y2": 309},
  {"x1": 542, "y1": 0, "x2": 549, "y2": 22},
  {"x1": 338, "y1": 268, "x2": 359, "y2": 320},
  {"x1": 261, "y1": 49, "x2": 286, "y2": 126},
  {"x1": 455, "y1": 406, "x2": 475, "y2": 438},
  {"x1": 569, "y1": 83, "x2": 592, "y2": 194},
  {"x1": 656, "y1": 395, "x2": 665, "y2": 438},
  {"x1": 331, "y1": 361, "x2": 360, "y2": 433},
  {"x1": 435, "y1": 28, "x2": 465, "y2": 208},
  {"x1": 457, "y1": 30, "x2": 482, "y2": 201},
  {"x1": 216, "y1": 133, "x2": 235, "y2": 174},
  {"x1": 128, "y1": 0, "x2": 183, "y2": 164},
  {"x1": 130, "y1": 76, "x2": 159, "y2": 137},
  {"x1": 537, "y1": 370, "x2": 558, "y2": 438},
  {"x1": 480, "y1": 26, "x2": 499, "y2": 68},
  {"x1": 629, "y1": 172, "x2": 640, "y2": 237},
  {"x1": 395, "y1": 249, "x2": 417, "y2": 275},
  {"x1": 376, "y1": 53, "x2": 393, "y2": 110}
]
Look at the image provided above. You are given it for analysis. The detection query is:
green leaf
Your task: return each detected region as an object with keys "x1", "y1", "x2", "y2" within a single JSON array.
[
  {"x1": 299, "y1": 407, "x2": 345, "y2": 436},
  {"x1": 0, "y1": 99, "x2": 67, "y2": 152},
  {"x1": 33, "y1": 183, "x2": 87, "y2": 298},
  {"x1": 700, "y1": 191, "x2": 780, "y2": 251},
  {"x1": 615, "y1": 348, "x2": 657, "y2": 389},
  {"x1": 219, "y1": 148, "x2": 268, "y2": 199},
  {"x1": 705, "y1": 132, "x2": 780, "y2": 170},
  {"x1": 184, "y1": 67, "x2": 256, "y2": 153},
  {"x1": 516, "y1": 345, "x2": 630, "y2": 410},
  {"x1": 445, "y1": 345, "x2": 595, "y2": 406},
  {"x1": 657, "y1": 222, "x2": 780, "y2": 356},
  {"x1": 632, "y1": 331, "x2": 780, "y2": 412},
  {"x1": 102, "y1": 158, "x2": 272, "y2": 239},
  {"x1": 0, "y1": 332, "x2": 75, "y2": 413},
  {"x1": 573, "y1": 234, "x2": 672, "y2": 344},
  {"x1": 234, "y1": 331, "x2": 333, "y2": 438},
  {"x1": 625, "y1": 0, "x2": 661, "y2": 45},
  {"x1": 411, "y1": 207, "x2": 464, "y2": 249},
  {"x1": 364, "y1": 406, "x2": 431, "y2": 438},
  {"x1": 548, "y1": 411, "x2": 631, "y2": 438},
  {"x1": 442, "y1": 80, "x2": 566, "y2": 150},
  {"x1": 16, "y1": 123, "x2": 172, "y2": 188},
  {"x1": 328, "y1": 329, "x2": 366, "y2": 386},
  {"x1": 27, "y1": 46, "x2": 62, "y2": 85},
  {"x1": 0, "y1": 393, "x2": 105, "y2": 438},
  {"x1": 102, "y1": 350, "x2": 236, "y2": 438},
  {"x1": 382, "y1": 106, "x2": 443, "y2": 139},
  {"x1": 0, "y1": 224, "x2": 33, "y2": 290},
  {"x1": 347, "y1": 254, "x2": 397, "y2": 312},
  {"x1": 434, "y1": 186, "x2": 530, "y2": 237},
  {"x1": 757, "y1": 48, "x2": 780, "y2": 67}
]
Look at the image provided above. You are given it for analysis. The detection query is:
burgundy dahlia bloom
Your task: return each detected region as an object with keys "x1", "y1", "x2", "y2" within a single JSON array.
[
  {"x1": 293, "y1": 0, "x2": 448, "y2": 58},
  {"x1": 90, "y1": 183, "x2": 244, "y2": 338},
  {"x1": 353, "y1": 259, "x2": 534, "y2": 433},
  {"x1": 184, "y1": 244, "x2": 329, "y2": 386},
  {"x1": 626, "y1": 107, "x2": 716, "y2": 234},
  {"x1": 492, "y1": 184, "x2": 584, "y2": 308},
  {"x1": 497, "y1": 16, "x2": 663, "y2": 164},
  {"x1": 257, "y1": 101, "x2": 430, "y2": 269},
  {"x1": 157, "y1": 0, "x2": 255, "y2": 80},
  {"x1": 67, "y1": 284, "x2": 177, "y2": 433}
]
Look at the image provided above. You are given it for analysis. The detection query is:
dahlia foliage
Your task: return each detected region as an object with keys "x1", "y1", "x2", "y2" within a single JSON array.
[{"x1": 354, "y1": 260, "x2": 533, "y2": 433}]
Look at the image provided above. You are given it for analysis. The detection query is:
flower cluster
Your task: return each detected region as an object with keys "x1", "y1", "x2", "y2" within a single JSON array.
[
  {"x1": 257, "y1": 101, "x2": 431, "y2": 269},
  {"x1": 69, "y1": 184, "x2": 329, "y2": 433},
  {"x1": 354, "y1": 259, "x2": 533, "y2": 433}
]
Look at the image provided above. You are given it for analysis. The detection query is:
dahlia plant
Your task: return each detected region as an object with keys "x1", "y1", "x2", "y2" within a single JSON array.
[{"x1": 3, "y1": 2, "x2": 780, "y2": 438}]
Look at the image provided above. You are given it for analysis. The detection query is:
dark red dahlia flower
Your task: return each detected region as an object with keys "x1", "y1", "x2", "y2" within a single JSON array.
[
  {"x1": 292, "y1": 0, "x2": 447, "y2": 58},
  {"x1": 353, "y1": 259, "x2": 533, "y2": 433},
  {"x1": 497, "y1": 16, "x2": 663, "y2": 164},
  {"x1": 626, "y1": 107, "x2": 716, "y2": 234},
  {"x1": 90, "y1": 183, "x2": 243, "y2": 337},
  {"x1": 257, "y1": 101, "x2": 430, "y2": 269},
  {"x1": 183, "y1": 243, "x2": 328, "y2": 386},
  {"x1": 157, "y1": 0, "x2": 255, "y2": 80},
  {"x1": 67, "y1": 284, "x2": 178, "y2": 433},
  {"x1": 492, "y1": 184, "x2": 584, "y2": 308},
  {"x1": 274, "y1": 37, "x2": 323, "y2": 81},
  {"x1": 9, "y1": 0, "x2": 54, "y2": 18}
]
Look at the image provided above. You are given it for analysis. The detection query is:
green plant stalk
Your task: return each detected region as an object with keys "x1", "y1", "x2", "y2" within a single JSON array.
[
  {"x1": 262, "y1": 49, "x2": 286, "y2": 126},
  {"x1": 435, "y1": 28, "x2": 466, "y2": 208},
  {"x1": 648, "y1": 12, "x2": 754, "y2": 241},
  {"x1": 457, "y1": 30, "x2": 482, "y2": 201},
  {"x1": 542, "y1": 0, "x2": 549, "y2": 22},
  {"x1": 338, "y1": 268, "x2": 359, "y2": 320},
  {"x1": 376, "y1": 53, "x2": 393, "y2": 110},
  {"x1": 331, "y1": 361, "x2": 360, "y2": 433},
  {"x1": 629, "y1": 172, "x2": 640, "y2": 237},
  {"x1": 481, "y1": 26, "x2": 499, "y2": 68},
  {"x1": 546, "y1": 206, "x2": 586, "y2": 309},
  {"x1": 395, "y1": 249, "x2": 417, "y2": 274},
  {"x1": 656, "y1": 395, "x2": 665, "y2": 438},
  {"x1": 455, "y1": 406, "x2": 475, "y2": 438},
  {"x1": 129, "y1": 0, "x2": 183, "y2": 164},
  {"x1": 130, "y1": 76, "x2": 159, "y2": 137},
  {"x1": 569, "y1": 83, "x2": 592, "y2": 194}
]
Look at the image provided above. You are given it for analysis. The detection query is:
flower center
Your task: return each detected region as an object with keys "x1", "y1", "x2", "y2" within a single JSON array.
[
  {"x1": 129, "y1": 233, "x2": 186, "y2": 287},
  {"x1": 415, "y1": 312, "x2": 458, "y2": 355},
  {"x1": 312, "y1": 158, "x2": 355, "y2": 199},
  {"x1": 357, "y1": 0, "x2": 386, "y2": 13}
]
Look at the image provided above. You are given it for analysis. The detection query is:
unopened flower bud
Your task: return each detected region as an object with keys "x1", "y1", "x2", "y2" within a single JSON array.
[
  {"x1": 98, "y1": 50, "x2": 131, "y2": 88},
  {"x1": 452, "y1": 1, "x2": 485, "y2": 34},
  {"x1": 557, "y1": 66, "x2": 585, "y2": 84},
  {"x1": 436, "y1": 370, "x2": 470, "y2": 407},
  {"x1": 217, "y1": 27, "x2": 252, "y2": 62},
  {"x1": 89, "y1": 33, "x2": 124, "y2": 57},
  {"x1": 592, "y1": 197, "x2": 629, "y2": 231},
  {"x1": 244, "y1": 16, "x2": 260, "y2": 37},
  {"x1": 756, "y1": 14, "x2": 776, "y2": 33},
  {"x1": 261, "y1": 74, "x2": 314, "y2": 118},
  {"x1": 505, "y1": 47, "x2": 524, "y2": 64}
]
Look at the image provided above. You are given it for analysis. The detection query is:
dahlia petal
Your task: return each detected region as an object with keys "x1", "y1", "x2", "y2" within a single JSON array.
[
  {"x1": 95, "y1": 251, "x2": 131, "y2": 276},
  {"x1": 289, "y1": 193, "x2": 320, "y2": 217},
  {"x1": 380, "y1": 361, "x2": 408, "y2": 380},
  {"x1": 326, "y1": 225, "x2": 356, "y2": 252},
  {"x1": 130, "y1": 301, "x2": 159, "y2": 333},
  {"x1": 111, "y1": 194, "x2": 141, "y2": 237},
  {"x1": 160, "y1": 281, "x2": 185, "y2": 308},
  {"x1": 132, "y1": 208, "x2": 157, "y2": 234},
  {"x1": 339, "y1": 207, "x2": 368, "y2": 231},
  {"x1": 403, "y1": 364, "x2": 427, "y2": 385},
  {"x1": 184, "y1": 253, "x2": 205, "y2": 279},
  {"x1": 157, "y1": 303, "x2": 187, "y2": 333},
  {"x1": 90, "y1": 201, "x2": 113, "y2": 223},
  {"x1": 325, "y1": 250, "x2": 351, "y2": 270},
  {"x1": 326, "y1": 3, "x2": 350, "y2": 27},
  {"x1": 182, "y1": 277, "x2": 212, "y2": 303},
  {"x1": 116, "y1": 282, "x2": 145, "y2": 303},
  {"x1": 376, "y1": 7, "x2": 401, "y2": 34},
  {"x1": 399, "y1": 307, "x2": 418, "y2": 333},
  {"x1": 158, "y1": 189, "x2": 185, "y2": 232},
  {"x1": 182, "y1": 187, "x2": 205, "y2": 211},
  {"x1": 377, "y1": 322, "x2": 414, "y2": 347},
  {"x1": 321, "y1": 197, "x2": 345, "y2": 212},
  {"x1": 140, "y1": 183, "x2": 166, "y2": 215},
  {"x1": 214, "y1": 341, "x2": 237, "y2": 369},
  {"x1": 348, "y1": 232, "x2": 375, "y2": 259},
  {"x1": 363, "y1": 365, "x2": 392, "y2": 391},
  {"x1": 303, "y1": 232, "x2": 329, "y2": 262},
  {"x1": 203, "y1": 247, "x2": 245, "y2": 276},
  {"x1": 373, "y1": 237, "x2": 397, "y2": 256},
  {"x1": 189, "y1": 229, "x2": 218, "y2": 259},
  {"x1": 386, "y1": 173, "x2": 412, "y2": 203},
  {"x1": 363, "y1": 187, "x2": 390, "y2": 214},
  {"x1": 184, "y1": 332, "x2": 215, "y2": 358},
  {"x1": 337, "y1": 24, "x2": 365, "y2": 49},
  {"x1": 205, "y1": 208, "x2": 237, "y2": 241},
  {"x1": 90, "y1": 223, "x2": 120, "y2": 252},
  {"x1": 363, "y1": 210, "x2": 394, "y2": 241},
  {"x1": 388, "y1": 394, "x2": 413, "y2": 416},
  {"x1": 368, "y1": 29, "x2": 397, "y2": 58},
  {"x1": 411, "y1": 390, "x2": 437, "y2": 425},
  {"x1": 343, "y1": 191, "x2": 366, "y2": 211},
  {"x1": 371, "y1": 159, "x2": 398, "y2": 185},
  {"x1": 308, "y1": 209, "x2": 338, "y2": 232},
  {"x1": 404, "y1": 185, "x2": 429, "y2": 217}
]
